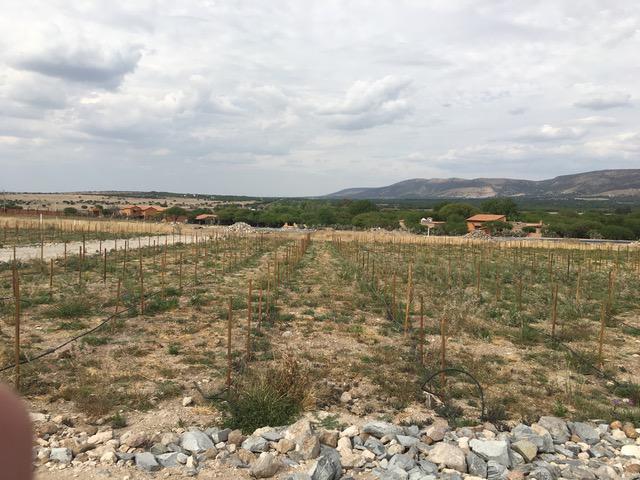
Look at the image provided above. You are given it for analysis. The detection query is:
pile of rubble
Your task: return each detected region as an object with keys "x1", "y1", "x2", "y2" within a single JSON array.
[
  {"x1": 32, "y1": 412, "x2": 640, "y2": 479},
  {"x1": 463, "y1": 230, "x2": 494, "y2": 240},
  {"x1": 223, "y1": 222, "x2": 255, "y2": 234}
]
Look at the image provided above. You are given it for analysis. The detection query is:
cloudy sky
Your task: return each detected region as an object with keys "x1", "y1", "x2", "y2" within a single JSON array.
[{"x1": 1, "y1": 1, "x2": 639, "y2": 196}]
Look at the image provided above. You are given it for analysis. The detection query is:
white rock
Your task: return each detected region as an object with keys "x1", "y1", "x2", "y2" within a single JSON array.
[
  {"x1": 100, "y1": 451, "x2": 117, "y2": 465},
  {"x1": 36, "y1": 448, "x2": 51, "y2": 461},
  {"x1": 182, "y1": 396, "x2": 194, "y2": 407},
  {"x1": 621, "y1": 445, "x2": 640, "y2": 459},
  {"x1": 337, "y1": 437, "x2": 352, "y2": 453},
  {"x1": 340, "y1": 425, "x2": 359, "y2": 438},
  {"x1": 340, "y1": 392, "x2": 352, "y2": 403},
  {"x1": 30, "y1": 412, "x2": 48, "y2": 423},
  {"x1": 88, "y1": 430, "x2": 113, "y2": 445},
  {"x1": 362, "y1": 449, "x2": 376, "y2": 461},
  {"x1": 612, "y1": 429, "x2": 627, "y2": 441}
]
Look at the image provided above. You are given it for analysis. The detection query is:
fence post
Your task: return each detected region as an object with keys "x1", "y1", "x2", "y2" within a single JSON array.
[
  {"x1": 403, "y1": 264, "x2": 413, "y2": 336},
  {"x1": 247, "y1": 279, "x2": 252, "y2": 361},
  {"x1": 598, "y1": 301, "x2": 606, "y2": 367},
  {"x1": 419, "y1": 296, "x2": 425, "y2": 366},
  {"x1": 227, "y1": 297, "x2": 233, "y2": 388}
]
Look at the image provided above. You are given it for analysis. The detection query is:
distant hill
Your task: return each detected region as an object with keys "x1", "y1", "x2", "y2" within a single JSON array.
[{"x1": 326, "y1": 169, "x2": 640, "y2": 200}]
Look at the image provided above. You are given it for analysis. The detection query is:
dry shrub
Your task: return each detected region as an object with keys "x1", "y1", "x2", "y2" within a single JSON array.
[{"x1": 224, "y1": 353, "x2": 314, "y2": 433}]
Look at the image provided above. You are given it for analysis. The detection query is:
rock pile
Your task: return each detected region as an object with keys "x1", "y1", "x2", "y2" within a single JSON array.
[
  {"x1": 32, "y1": 413, "x2": 640, "y2": 479},
  {"x1": 223, "y1": 222, "x2": 255, "y2": 234},
  {"x1": 463, "y1": 230, "x2": 493, "y2": 240}
]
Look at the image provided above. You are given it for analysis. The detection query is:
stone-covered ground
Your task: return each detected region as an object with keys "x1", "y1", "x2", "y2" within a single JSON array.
[{"x1": 32, "y1": 410, "x2": 640, "y2": 479}]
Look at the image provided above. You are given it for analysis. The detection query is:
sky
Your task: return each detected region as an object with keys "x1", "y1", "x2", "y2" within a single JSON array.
[{"x1": 1, "y1": 1, "x2": 639, "y2": 196}]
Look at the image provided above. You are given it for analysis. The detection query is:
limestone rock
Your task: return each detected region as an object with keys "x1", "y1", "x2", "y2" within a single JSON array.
[
  {"x1": 242, "y1": 436, "x2": 269, "y2": 453},
  {"x1": 362, "y1": 421, "x2": 403, "y2": 439},
  {"x1": 134, "y1": 452, "x2": 160, "y2": 472},
  {"x1": 250, "y1": 452, "x2": 281, "y2": 478},
  {"x1": 469, "y1": 439, "x2": 511, "y2": 468},
  {"x1": 536, "y1": 417, "x2": 570, "y2": 444},
  {"x1": 511, "y1": 439, "x2": 537, "y2": 463},
  {"x1": 50, "y1": 447, "x2": 73, "y2": 464},
  {"x1": 428, "y1": 442, "x2": 467, "y2": 473},
  {"x1": 181, "y1": 430, "x2": 215, "y2": 453},
  {"x1": 121, "y1": 431, "x2": 148, "y2": 448},
  {"x1": 319, "y1": 430, "x2": 339, "y2": 448},
  {"x1": 308, "y1": 447, "x2": 342, "y2": 480}
]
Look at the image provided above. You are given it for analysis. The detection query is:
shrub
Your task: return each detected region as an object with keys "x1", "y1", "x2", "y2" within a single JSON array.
[
  {"x1": 144, "y1": 297, "x2": 179, "y2": 315},
  {"x1": 223, "y1": 355, "x2": 313, "y2": 433},
  {"x1": 46, "y1": 298, "x2": 92, "y2": 318},
  {"x1": 81, "y1": 335, "x2": 110, "y2": 346}
]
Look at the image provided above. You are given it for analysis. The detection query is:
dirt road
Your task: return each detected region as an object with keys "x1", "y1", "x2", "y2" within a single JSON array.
[{"x1": 0, "y1": 235, "x2": 178, "y2": 263}]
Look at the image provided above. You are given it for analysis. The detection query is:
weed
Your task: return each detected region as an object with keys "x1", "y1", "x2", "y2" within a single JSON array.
[
  {"x1": 110, "y1": 413, "x2": 127, "y2": 429},
  {"x1": 46, "y1": 298, "x2": 92, "y2": 318},
  {"x1": 81, "y1": 335, "x2": 110, "y2": 346},
  {"x1": 222, "y1": 355, "x2": 312, "y2": 433}
]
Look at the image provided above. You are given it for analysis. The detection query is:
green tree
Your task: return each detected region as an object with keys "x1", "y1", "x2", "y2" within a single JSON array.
[
  {"x1": 443, "y1": 214, "x2": 468, "y2": 235},
  {"x1": 347, "y1": 200, "x2": 378, "y2": 217},
  {"x1": 480, "y1": 198, "x2": 518, "y2": 218},
  {"x1": 63, "y1": 207, "x2": 78, "y2": 216},
  {"x1": 438, "y1": 203, "x2": 478, "y2": 221}
]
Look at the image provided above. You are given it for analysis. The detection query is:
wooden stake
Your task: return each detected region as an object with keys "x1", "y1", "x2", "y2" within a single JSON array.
[
  {"x1": 13, "y1": 266, "x2": 21, "y2": 391},
  {"x1": 103, "y1": 249, "x2": 107, "y2": 283},
  {"x1": 440, "y1": 315, "x2": 446, "y2": 387},
  {"x1": 246, "y1": 279, "x2": 252, "y2": 361},
  {"x1": 598, "y1": 301, "x2": 606, "y2": 367},
  {"x1": 419, "y1": 296, "x2": 425, "y2": 366},
  {"x1": 551, "y1": 284, "x2": 558, "y2": 339},
  {"x1": 257, "y1": 288, "x2": 263, "y2": 332},
  {"x1": 49, "y1": 258, "x2": 54, "y2": 294},
  {"x1": 391, "y1": 271, "x2": 397, "y2": 322},
  {"x1": 139, "y1": 262, "x2": 145, "y2": 316},
  {"x1": 404, "y1": 264, "x2": 413, "y2": 336},
  {"x1": 226, "y1": 297, "x2": 233, "y2": 388},
  {"x1": 78, "y1": 246, "x2": 83, "y2": 287}
]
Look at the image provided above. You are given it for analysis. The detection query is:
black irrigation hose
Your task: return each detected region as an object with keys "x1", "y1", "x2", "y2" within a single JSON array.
[
  {"x1": 535, "y1": 329, "x2": 622, "y2": 387},
  {"x1": 422, "y1": 368, "x2": 486, "y2": 422},
  {"x1": 0, "y1": 245, "x2": 281, "y2": 374},
  {"x1": 619, "y1": 321, "x2": 640, "y2": 334}
]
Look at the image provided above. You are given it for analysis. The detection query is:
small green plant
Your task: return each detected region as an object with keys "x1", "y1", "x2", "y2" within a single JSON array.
[
  {"x1": 167, "y1": 344, "x2": 181, "y2": 355},
  {"x1": 46, "y1": 298, "x2": 92, "y2": 319},
  {"x1": 81, "y1": 335, "x2": 110, "y2": 346},
  {"x1": 110, "y1": 413, "x2": 127, "y2": 429},
  {"x1": 315, "y1": 413, "x2": 342, "y2": 430},
  {"x1": 57, "y1": 320, "x2": 87, "y2": 330},
  {"x1": 223, "y1": 355, "x2": 312, "y2": 433},
  {"x1": 552, "y1": 400, "x2": 568, "y2": 417},
  {"x1": 145, "y1": 297, "x2": 179, "y2": 316}
]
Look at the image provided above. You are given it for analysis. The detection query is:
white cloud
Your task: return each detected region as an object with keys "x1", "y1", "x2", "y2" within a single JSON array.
[
  {"x1": 316, "y1": 76, "x2": 413, "y2": 130},
  {"x1": 511, "y1": 124, "x2": 587, "y2": 142},
  {"x1": 0, "y1": 0, "x2": 639, "y2": 195},
  {"x1": 574, "y1": 92, "x2": 632, "y2": 110},
  {"x1": 575, "y1": 116, "x2": 619, "y2": 126}
]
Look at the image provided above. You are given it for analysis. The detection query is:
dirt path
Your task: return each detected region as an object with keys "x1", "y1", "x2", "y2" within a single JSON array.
[{"x1": 0, "y1": 235, "x2": 180, "y2": 263}]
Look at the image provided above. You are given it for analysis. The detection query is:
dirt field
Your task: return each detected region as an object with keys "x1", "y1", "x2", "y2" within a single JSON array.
[
  {"x1": 2, "y1": 192, "x2": 255, "y2": 212},
  {"x1": 0, "y1": 221, "x2": 639, "y2": 478}
]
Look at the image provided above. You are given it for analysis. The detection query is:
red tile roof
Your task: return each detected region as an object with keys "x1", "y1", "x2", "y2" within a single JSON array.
[{"x1": 466, "y1": 214, "x2": 507, "y2": 222}]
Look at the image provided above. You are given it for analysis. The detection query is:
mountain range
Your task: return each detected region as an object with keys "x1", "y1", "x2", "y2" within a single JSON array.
[{"x1": 327, "y1": 169, "x2": 640, "y2": 200}]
